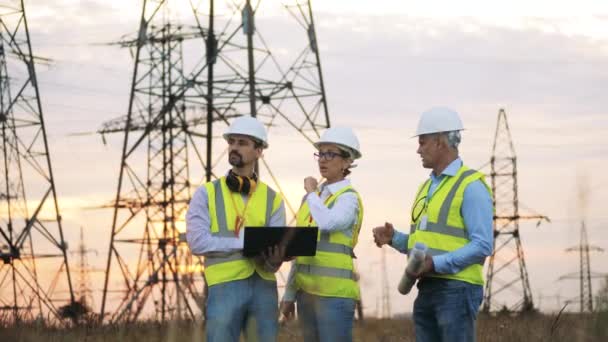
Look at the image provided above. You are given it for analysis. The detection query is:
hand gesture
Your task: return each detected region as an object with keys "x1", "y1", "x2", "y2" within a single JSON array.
[
  {"x1": 304, "y1": 176, "x2": 318, "y2": 193},
  {"x1": 372, "y1": 222, "x2": 395, "y2": 247}
]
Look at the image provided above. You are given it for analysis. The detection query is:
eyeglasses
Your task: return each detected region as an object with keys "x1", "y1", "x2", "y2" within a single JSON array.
[
  {"x1": 314, "y1": 151, "x2": 347, "y2": 161},
  {"x1": 411, "y1": 196, "x2": 427, "y2": 222}
]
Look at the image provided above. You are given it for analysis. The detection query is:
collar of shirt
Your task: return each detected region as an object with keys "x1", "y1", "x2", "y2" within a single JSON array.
[
  {"x1": 319, "y1": 179, "x2": 351, "y2": 200},
  {"x1": 429, "y1": 157, "x2": 463, "y2": 183}
]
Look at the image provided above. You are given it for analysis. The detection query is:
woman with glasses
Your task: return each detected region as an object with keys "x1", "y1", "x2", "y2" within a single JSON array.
[{"x1": 280, "y1": 127, "x2": 364, "y2": 342}]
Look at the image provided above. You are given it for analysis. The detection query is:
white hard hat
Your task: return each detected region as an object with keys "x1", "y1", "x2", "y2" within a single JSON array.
[
  {"x1": 414, "y1": 107, "x2": 464, "y2": 137},
  {"x1": 313, "y1": 126, "x2": 362, "y2": 159},
  {"x1": 223, "y1": 115, "x2": 268, "y2": 148}
]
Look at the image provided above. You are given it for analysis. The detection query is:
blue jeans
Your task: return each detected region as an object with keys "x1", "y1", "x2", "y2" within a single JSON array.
[
  {"x1": 296, "y1": 291, "x2": 356, "y2": 342},
  {"x1": 206, "y1": 272, "x2": 278, "y2": 342},
  {"x1": 413, "y1": 278, "x2": 483, "y2": 342}
]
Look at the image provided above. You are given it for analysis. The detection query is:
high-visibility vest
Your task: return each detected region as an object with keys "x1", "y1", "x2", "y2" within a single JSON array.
[
  {"x1": 203, "y1": 177, "x2": 283, "y2": 287},
  {"x1": 408, "y1": 165, "x2": 492, "y2": 285},
  {"x1": 294, "y1": 185, "x2": 363, "y2": 299}
]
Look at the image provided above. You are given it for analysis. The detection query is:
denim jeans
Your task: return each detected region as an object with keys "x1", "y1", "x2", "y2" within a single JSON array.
[
  {"x1": 413, "y1": 278, "x2": 483, "y2": 342},
  {"x1": 206, "y1": 272, "x2": 278, "y2": 342},
  {"x1": 296, "y1": 291, "x2": 356, "y2": 342}
]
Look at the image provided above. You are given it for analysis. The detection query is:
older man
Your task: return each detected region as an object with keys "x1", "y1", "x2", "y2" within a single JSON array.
[{"x1": 373, "y1": 108, "x2": 494, "y2": 342}]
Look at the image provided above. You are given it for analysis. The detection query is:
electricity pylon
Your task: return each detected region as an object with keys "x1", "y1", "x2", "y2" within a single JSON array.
[
  {"x1": 71, "y1": 227, "x2": 97, "y2": 310},
  {"x1": 559, "y1": 221, "x2": 604, "y2": 313},
  {"x1": 483, "y1": 109, "x2": 549, "y2": 313},
  {"x1": 99, "y1": 0, "x2": 330, "y2": 323},
  {"x1": 0, "y1": 0, "x2": 75, "y2": 324}
]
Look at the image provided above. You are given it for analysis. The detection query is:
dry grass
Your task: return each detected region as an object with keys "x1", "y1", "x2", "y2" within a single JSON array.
[{"x1": 0, "y1": 312, "x2": 606, "y2": 342}]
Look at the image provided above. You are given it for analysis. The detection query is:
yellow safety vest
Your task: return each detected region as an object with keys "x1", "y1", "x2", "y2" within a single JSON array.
[
  {"x1": 408, "y1": 165, "x2": 492, "y2": 285},
  {"x1": 294, "y1": 185, "x2": 363, "y2": 299},
  {"x1": 203, "y1": 177, "x2": 283, "y2": 287}
]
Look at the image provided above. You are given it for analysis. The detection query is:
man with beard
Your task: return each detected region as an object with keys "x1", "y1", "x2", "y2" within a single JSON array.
[{"x1": 186, "y1": 115, "x2": 286, "y2": 342}]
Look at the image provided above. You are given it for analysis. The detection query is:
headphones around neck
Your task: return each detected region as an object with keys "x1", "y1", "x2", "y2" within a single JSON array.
[{"x1": 226, "y1": 170, "x2": 258, "y2": 195}]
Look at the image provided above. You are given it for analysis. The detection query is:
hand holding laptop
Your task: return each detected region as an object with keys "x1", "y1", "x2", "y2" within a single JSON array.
[
  {"x1": 252, "y1": 244, "x2": 287, "y2": 273},
  {"x1": 263, "y1": 244, "x2": 286, "y2": 267}
]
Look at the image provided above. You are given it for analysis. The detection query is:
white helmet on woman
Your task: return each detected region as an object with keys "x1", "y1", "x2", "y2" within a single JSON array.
[{"x1": 313, "y1": 126, "x2": 361, "y2": 159}]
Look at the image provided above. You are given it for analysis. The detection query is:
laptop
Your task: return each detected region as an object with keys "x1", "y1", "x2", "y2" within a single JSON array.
[{"x1": 243, "y1": 226, "x2": 318, "y2": 257}]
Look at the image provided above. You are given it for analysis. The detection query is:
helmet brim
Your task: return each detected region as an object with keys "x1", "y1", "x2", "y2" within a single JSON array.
[
  {"x1": 411, "y1": 128, "x2": 465, "y2": 138},
  {"x1": 223, "y1": 133, "x2": 268, "y2": 148}
]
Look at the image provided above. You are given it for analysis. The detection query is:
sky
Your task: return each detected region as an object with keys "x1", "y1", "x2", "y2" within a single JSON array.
[{"x1": 3, "y1": 0, "x2": 608, "y2": 318}]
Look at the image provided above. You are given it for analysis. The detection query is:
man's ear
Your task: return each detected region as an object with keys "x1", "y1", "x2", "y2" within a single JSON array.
[{"x1": 435, "y1": 134, "x2": 447, "y2": 149}]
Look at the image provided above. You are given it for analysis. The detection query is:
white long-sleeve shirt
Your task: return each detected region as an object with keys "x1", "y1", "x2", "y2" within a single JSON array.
[
  {"x1": 282, "y1": 179, "x2": 360, "y2": 301},
  {"x1": 304, "y1": 179, "x2": 359, "y2": 237},
  {"x1": 186, "y1": 185, "x2": 286, "y2": 255}
]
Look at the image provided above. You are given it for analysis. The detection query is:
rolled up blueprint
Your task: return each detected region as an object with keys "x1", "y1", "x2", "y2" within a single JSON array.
[{"x1": 397, "y1": 242, "x2": 428, "y2": 295}]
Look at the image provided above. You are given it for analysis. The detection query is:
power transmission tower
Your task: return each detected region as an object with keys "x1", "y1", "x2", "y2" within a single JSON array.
[
  {"x1": 380, "y1": 247, "x2": 391, "y2": 318},
  {"x1": 72, "y1": 227, "x2": 97, "y2": 310},
  {"x1": 99, "y1": 0, "x2": 330, "y2": 323},
  {"x1": 482, "y1": 109, "x2": 549, "y2": 313},
  {"x1": 0, "y1": 0, "x2": 75, "y2": 323},
  {"x1": 559, "y1": 221, "x2": 604, "y2": 313}
]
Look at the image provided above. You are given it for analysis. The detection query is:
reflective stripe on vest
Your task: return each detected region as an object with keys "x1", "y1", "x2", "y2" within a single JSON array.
[
  {"x1": 203, "y1": 178, "x2": 281, "y2": 286},
  {"x1": 204, "y1": 252, "x2": 247, "y2": 267},
  {"x1": 294, "y1": 186, "x2": 363, "y2": 299},
  {"x1": 296, "y1": 264, "x2": 356, "y2": 280},
  {"x1": 409, "y1": 166, "x2": 490, "y2": 285},
  {"x1": 212, "y1": 180, "x2": 231, "y2": 237},
  {"x1": 210, "y1": 179, "x2": 278, "y2": 238},
  {"x1": 316, "y1": 240, "x2": 353, "y2": 256},
  {"x1": 266, "y1": 189, "x2": 276, "y2": 225},
  {"x1": 409, "y1": 222, "x2": 467, "y2": 239},
  {"x1": 411, "y1": 169, "x2": 476, "y2": 237},
  {"x1": 301, "y1": 188, "x2": 358, "y2": 256}
]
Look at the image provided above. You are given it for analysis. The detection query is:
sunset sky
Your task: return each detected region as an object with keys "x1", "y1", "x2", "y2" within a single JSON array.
[{"x1": 9, "y1": 0, "x2": 608, "y2": 317}]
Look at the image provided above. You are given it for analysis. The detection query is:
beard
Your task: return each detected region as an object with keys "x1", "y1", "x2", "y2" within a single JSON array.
[{"x1": 229, "y1": 151, "x2": 245, "y2": 167}]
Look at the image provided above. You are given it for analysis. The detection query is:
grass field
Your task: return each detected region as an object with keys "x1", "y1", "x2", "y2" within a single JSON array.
[{"x1": 1, "y1": 312, "x2": 607, "y2": 342}]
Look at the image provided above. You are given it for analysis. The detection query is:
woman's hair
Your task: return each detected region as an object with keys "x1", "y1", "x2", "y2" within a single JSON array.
[{"x1": 338, "y1": 147, "x2": 353, "y2": 177}]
